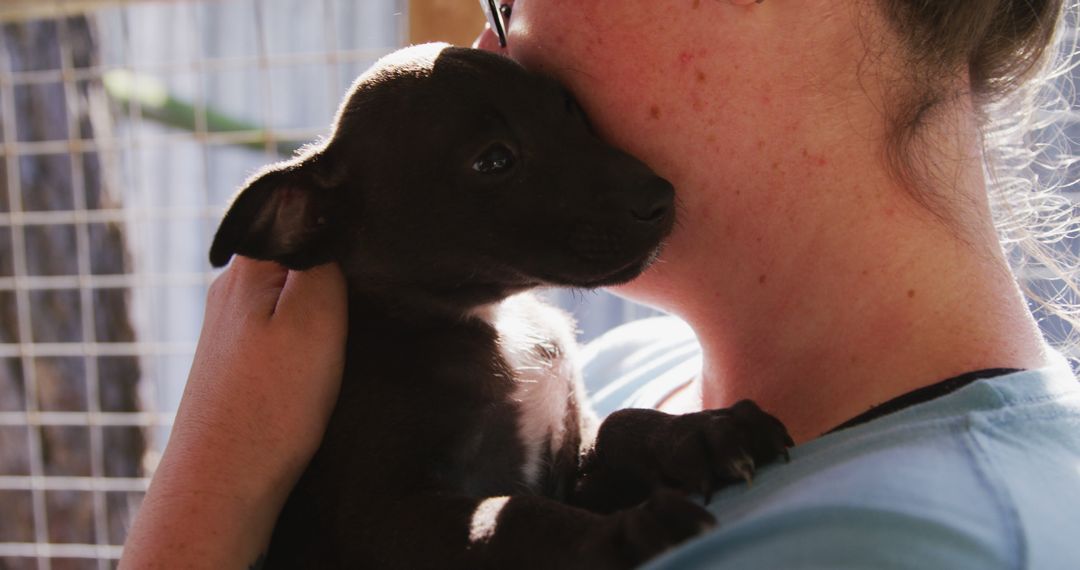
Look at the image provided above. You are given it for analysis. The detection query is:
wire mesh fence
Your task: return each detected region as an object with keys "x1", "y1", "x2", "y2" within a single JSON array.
[
  {"x1": 0, "y1": 4, "x2": 665, "y2": 566},
  {"x1": 0, "y1": 2, "x2": 404, "y2": 568},
  {"x1": 0, "y1": 1, "x2": 1076, "y2": 569}
]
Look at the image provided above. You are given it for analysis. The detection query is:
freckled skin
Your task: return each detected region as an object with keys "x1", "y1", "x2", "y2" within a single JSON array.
[
  {"x1": 493, "y1": 0, "x2": 1048, "y2": 443},
  {"x1": 511, "y1": 14, "x2": 750, "y2": 306}
]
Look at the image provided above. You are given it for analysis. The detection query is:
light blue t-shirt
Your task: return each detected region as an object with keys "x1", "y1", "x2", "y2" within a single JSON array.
[{"x1": 581, "y1": 316, "x2": 1080, "y2": 569}]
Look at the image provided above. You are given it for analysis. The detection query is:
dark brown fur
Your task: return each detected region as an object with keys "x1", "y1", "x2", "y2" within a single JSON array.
[{"x1": 211, "y1": 44, "x2": 791, "y2": 569}]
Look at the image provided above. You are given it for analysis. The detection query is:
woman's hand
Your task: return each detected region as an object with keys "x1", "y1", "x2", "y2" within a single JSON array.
[{"x1": 120, "y1": 257, "x2": 348, "y2": 569}]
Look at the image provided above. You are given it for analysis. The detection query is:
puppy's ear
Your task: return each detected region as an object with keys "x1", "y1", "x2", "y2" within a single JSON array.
[{"x1": 209, "y1": 157, "x2": 338, "y2": 269}]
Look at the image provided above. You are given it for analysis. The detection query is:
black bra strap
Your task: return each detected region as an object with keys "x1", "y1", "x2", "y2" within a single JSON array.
[{"x1": 826, "y1": 368, "x2": 1023, "y2": 435}]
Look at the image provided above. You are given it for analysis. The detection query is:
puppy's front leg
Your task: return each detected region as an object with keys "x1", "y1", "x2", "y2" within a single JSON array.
[
  {"x1": 571, "y1": 401, "x2": 794, "y2": 513},
  {"x1": 339, "y1": 491, "x2": 713, "y2": 570}
]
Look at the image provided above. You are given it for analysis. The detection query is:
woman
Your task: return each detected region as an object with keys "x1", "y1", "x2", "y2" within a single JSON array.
[{"x1": 121, "y1": 1, "x2": 1080, "y2": 567}]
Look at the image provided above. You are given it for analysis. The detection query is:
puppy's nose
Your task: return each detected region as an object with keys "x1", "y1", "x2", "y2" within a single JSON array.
[{"x1": 630, "y1": 178, "x2": 675, "y2": 224}]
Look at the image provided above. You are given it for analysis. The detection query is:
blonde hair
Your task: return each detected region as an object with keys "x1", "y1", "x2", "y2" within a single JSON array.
[
  {"x1": 984, "y1": 2, "x2": 1080, "y2": 363},
  {"x1": 880, "y1": 0, "x2": 1080, "y2": 363}
]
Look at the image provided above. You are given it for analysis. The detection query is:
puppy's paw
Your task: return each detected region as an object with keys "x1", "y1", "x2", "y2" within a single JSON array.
[
  {"x1": 612, "y1": 488, "x2": 715, "y2": 566},
  {"x1": 656, "y1": 400, "x2": 793, "y2": 502},
  {"x1": 573, "y1": 402, "x2": 793, "y2": 514}
]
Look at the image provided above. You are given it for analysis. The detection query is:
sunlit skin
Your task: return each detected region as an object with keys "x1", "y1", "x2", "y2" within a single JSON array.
[
  {"x1": 118, "y1": 3, "x2": 1054, "y2": 566},
  {"x1": 120, "y1": 260, "x2": 349, "y2": 569},
  {"x1": 476, "y1": 0, "x2": 1047, "y2": 442}
]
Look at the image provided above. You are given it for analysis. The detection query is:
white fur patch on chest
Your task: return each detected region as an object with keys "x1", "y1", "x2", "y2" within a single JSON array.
[{"x1": 471, "y1": 293, "x2": 582, "y2": 489}]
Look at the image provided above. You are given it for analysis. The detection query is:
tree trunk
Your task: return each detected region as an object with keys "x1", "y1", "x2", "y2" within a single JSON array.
[{"x1": 0, "y1": 16, "x2": 144, "y2": 569}]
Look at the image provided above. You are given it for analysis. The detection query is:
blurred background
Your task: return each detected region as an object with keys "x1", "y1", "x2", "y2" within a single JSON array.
[
  {"x1": 0, "y1": 1, "x2": 660, "y2": 568},
  {"x1": 0, "y1": 1, "x2": 1075, "y2": 569}
]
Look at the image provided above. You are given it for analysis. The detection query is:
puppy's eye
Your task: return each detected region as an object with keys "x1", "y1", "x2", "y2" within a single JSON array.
[{"x1": 473, "y1": 144, "x2": 516, "y2": 174}]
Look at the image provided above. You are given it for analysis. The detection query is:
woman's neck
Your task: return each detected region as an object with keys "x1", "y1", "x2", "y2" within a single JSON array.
[
  {"x1": 592, "y1": 5, "x2": 1049, "y2": 442},
  {"x1": 620, "y1": 96, "x2": 1048, "y2": 444},
  {"x1": 691, "y1": 217, "x2": 1047, "y2": 443}
]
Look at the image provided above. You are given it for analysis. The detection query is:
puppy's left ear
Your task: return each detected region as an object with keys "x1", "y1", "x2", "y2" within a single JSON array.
[{"x1": 209, "y1": 155, "x2": 338, "y2": 269}]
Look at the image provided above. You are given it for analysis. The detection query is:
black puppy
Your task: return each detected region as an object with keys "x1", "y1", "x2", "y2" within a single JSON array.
[{"x1": 210, "y1": 44, "x2": 791, "y2": 569}]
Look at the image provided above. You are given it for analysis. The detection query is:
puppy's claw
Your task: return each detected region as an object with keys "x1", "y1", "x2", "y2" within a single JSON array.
[
  {"x1": 700, "y1": 474, "x2": 716, "y2": 505},
  {"x1": 736, "y1": 467, "x2": 754, "y2": 488},
  {"x1": 731, "y1": 453, "x2": 756, "y2": 487}
]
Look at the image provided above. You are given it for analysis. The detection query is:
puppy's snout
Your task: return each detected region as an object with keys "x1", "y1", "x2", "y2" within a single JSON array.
[{"x1": 630, "y1": 177, "x2": 675, "y2": 225}]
